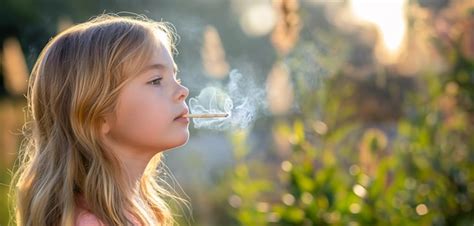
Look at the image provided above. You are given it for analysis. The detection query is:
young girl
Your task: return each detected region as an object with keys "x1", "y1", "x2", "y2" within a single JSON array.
[{"x1": 11, "y1": 14, "x2": 190, "y2": 225}]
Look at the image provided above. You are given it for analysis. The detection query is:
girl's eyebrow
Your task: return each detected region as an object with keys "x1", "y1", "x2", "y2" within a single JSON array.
[{"x1": 140, "y1": 63, "x2": 178, "y2": 75}]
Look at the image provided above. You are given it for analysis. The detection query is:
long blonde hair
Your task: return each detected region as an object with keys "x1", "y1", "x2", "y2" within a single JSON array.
[{"x1": 10, "y1": 14, "x2": 184, "y2": 225}]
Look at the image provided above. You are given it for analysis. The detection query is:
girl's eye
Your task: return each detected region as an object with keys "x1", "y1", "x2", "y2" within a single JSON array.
[
  {"x1": 176, "y1": 78, "x2": 182, "y2": 84},
  {"x1": 150, "y1": 77, "x2": 163, "y2": 85}
]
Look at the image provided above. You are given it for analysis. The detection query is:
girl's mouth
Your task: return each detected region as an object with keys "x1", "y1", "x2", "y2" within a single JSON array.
[{"x1": 174, "y1": 116, "x2": 190, "y2": 124}]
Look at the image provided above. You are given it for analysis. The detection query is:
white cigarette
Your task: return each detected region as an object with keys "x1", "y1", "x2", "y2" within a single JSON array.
[{"x1": 184, "y1": 113, "x2": 229, "y2": 118}]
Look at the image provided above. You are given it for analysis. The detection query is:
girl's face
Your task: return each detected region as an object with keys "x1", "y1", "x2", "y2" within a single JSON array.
[{"x1": 102, "y1": 39, "x2": 189, "y2": 155}]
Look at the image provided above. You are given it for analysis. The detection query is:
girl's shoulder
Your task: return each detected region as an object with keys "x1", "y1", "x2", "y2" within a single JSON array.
[
  {"x1": 74, "y1": 195, "x2": 141, "y2": 226},
  {"x1": 75, "y1": 195, "x2": 105, "y2": 226},
  {"x1": 75, "y1": 210, "x2": 105, "y2": 226}
]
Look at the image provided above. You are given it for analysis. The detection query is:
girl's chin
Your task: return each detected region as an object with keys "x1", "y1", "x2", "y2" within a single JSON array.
[
  {"x1": 178, "y1": 132, "x2": 190, "y2": 146},
  {"x1": 164, "y1": 132, "x2": 189, "y2": 150}
]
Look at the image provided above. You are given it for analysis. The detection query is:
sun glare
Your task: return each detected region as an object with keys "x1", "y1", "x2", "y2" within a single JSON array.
[{"x1": 350, "y1": 0, "x2": 407, "y2": 60}]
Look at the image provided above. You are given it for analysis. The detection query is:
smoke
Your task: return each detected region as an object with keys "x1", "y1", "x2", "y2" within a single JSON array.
[
  {"x1": 188, "y1": 87, "x2": 233, "y2": 129},
  {"x1": 188, "y1": 70, "x2": 265, "y2": 130}
]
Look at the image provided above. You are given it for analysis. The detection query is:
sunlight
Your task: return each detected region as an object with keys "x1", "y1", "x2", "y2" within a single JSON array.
[{"x1": 350, "y1": 0, "x2": 407, "y2": 58}]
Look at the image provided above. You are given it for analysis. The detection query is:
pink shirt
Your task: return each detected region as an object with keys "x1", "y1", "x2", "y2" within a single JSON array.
[
  {"x1": 74, "y1": 196, "x2": 141, "y2": 226},
  {"x1": 75, "y1": 211, "x2": 105, "y2": 226}
]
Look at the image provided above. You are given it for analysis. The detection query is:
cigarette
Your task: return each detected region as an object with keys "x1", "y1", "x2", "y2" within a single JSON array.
[{"x1": 184, "y1": 113, "x2": 229, "y2": 118}]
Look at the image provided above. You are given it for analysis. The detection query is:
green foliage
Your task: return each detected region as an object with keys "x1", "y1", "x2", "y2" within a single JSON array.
[
  {"x1": 227, "y1": 2, "x2": 474, "y2": 226},
  {"x1": 228, "y1": 72, "x2": 474, "y2": 225},
  {"x1": 227, "y1": 130, "x2": 273, "y2": 226}
]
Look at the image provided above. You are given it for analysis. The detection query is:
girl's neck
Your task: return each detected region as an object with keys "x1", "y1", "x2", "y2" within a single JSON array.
[{"x1": 101, "y1": 135, "x2": 159, "y2": 194}]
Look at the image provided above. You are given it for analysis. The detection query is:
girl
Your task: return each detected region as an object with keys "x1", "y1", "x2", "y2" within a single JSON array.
[{"x1": 11, "y1": 14, "x2": 190, "y2": 225}]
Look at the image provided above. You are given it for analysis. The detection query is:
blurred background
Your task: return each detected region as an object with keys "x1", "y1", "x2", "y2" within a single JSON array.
[{"x1": 1, "y1": 0, "x2": 474, "y2": 225}]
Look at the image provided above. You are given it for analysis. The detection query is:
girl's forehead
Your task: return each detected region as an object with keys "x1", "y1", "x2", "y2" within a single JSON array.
[
  {"x1": 149, "y1": 26, "x2": 177, "y2": 65},
  {"x1": 134, "y1": 41, "x2": 177, "y2": 77},
  {"x1": 121, "y1": 28, "x2": 176, "y2": 79},
  {"x1": 149, "y1": 42, "x2": 176, "y2": 70}
]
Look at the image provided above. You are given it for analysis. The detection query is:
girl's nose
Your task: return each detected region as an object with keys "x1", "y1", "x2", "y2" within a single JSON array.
[{"x1": 176, "y1": 84, "x2": 189, "y2": 102}]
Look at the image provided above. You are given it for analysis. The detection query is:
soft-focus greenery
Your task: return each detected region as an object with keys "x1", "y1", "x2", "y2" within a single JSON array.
[
  {"x1": 224, "y1": 1, "x2": 474, "y2": 226},
  {"x1": 226, "y1": 75, "x2": 474, "y2": 225}
]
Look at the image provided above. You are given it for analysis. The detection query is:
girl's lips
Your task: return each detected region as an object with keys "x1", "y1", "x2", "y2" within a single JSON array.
[
  {"x1": 174, "y1": 108, "x2": 190, "y2": 124},
  {"x1": 175, "y1": 116, "x2": 189, "y2": 124},
  {"x1": 174, "y1": 108, "x2": 189, "y2": 120}
]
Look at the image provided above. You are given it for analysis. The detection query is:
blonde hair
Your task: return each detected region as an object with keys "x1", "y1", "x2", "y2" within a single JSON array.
[{"x1": 10, "y1": 14, "x2": 185, "y2": 225}]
